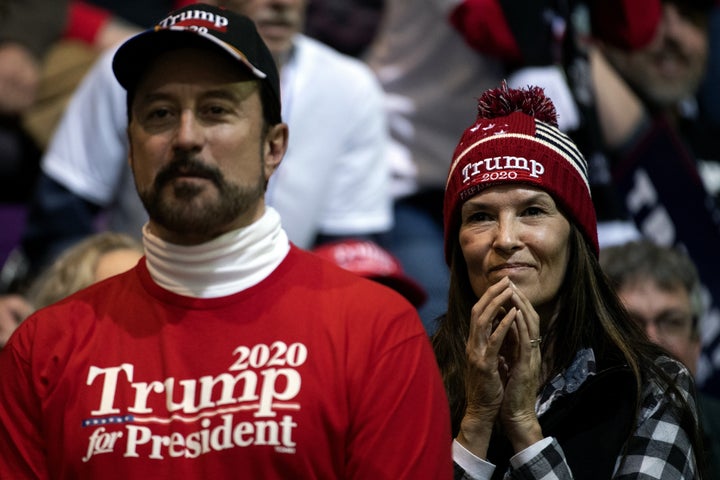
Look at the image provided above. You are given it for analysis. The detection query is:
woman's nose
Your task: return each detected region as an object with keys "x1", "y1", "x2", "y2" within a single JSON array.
[{"x1": 493, "y1": 217, "x2": 522, "y2": 251}]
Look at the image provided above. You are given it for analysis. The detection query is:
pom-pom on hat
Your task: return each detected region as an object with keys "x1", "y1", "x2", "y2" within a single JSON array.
[
  {"x1": 443, "y1": 81, "x2": 599, "y2": 263},
  {"x1": 112, "y1": 3, "x2": 281, "y2": 123}
]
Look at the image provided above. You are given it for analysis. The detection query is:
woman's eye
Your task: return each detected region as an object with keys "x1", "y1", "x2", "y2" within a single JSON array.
[
  {"x1": 204, "y1": 105, "x2": 230, "y2": 116},
  {"x1": 466, "y1": 211, "x2": 490, "y2": 223},
  {"x1": 523, "y1": 206, "x2": 544, "y2": 216}
]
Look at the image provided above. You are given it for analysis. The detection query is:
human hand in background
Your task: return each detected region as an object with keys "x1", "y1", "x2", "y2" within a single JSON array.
[
  {"x1": 589, "y1": 46, "x2": 646, "y2": 150},
  {"x1": 0, "y1": 294, "x2": 33, "y2": 348}
]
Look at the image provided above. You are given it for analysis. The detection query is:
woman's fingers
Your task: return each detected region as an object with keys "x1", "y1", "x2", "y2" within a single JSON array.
[
  {"x1": 506, "y1": 283, "x2": 541, "y2": 346},
  {"x1": 468, "y1": 280, "x2": 515, "y2": 350}
]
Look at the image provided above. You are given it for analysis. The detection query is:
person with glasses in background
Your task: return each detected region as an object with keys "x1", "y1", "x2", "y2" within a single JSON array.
[{"x1": 601, "y1": 239, "x2": 720, "y2": 479}]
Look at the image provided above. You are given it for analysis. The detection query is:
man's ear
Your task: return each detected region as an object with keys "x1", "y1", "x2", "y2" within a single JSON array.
[
  {"x1": 127, "y1": 126, "x2": 134, "y2": 168},
  {"x1": 263, "y1": 122, "x2": 289, "y2": 179}
]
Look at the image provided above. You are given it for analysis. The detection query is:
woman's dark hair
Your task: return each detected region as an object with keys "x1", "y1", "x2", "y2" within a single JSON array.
[{"x1": 432, "y1": 222, "x2": 706, "y2": 475}]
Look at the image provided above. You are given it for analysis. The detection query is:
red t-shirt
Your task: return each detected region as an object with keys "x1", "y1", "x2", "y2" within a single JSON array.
[{"x1": 0, "y1": 247, "x2": 452, "y2": 479}]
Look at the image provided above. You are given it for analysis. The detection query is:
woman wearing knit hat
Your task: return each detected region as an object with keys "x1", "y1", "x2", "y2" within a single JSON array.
[{"x1": 432, "y1": 82, "x2": 706, "y2": 479}]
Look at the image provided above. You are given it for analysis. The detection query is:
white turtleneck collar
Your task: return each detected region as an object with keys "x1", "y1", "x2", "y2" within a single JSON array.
[{"x1": 143, "y1": 207, "x2": 290, "y2": 298}]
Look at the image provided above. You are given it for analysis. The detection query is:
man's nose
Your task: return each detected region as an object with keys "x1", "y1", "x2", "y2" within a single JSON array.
[{"x1": 174, "y1": 111, "x2": 204, "y2": 150}]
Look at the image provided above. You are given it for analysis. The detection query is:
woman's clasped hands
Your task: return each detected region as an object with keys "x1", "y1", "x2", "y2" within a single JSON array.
[{"x1": 459, "y1": 277, "x2": 544, "y2": 457}]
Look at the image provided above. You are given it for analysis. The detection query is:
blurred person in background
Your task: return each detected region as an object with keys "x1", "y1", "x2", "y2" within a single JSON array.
[
  {"x1": 601, "y1": 239, "x2": 720, "y2": 479},
  {"x1": 0, "y1": 232, "x2": 142, "y2": 348},
  {"x1": 0, "y1": 0, "x2": 69, "y2": 202},
  {"x1": 0, "y1": 0, "x2": 70, "y2": 346},
  {"x1": 0, "y1": 294, "x2": 32, "y2": 349},
  {"x1": 25, "y1": 231, "x2": 142, "y2": 310}
]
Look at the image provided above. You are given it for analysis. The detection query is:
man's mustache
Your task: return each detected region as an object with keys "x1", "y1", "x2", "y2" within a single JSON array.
[
  {"x1": 254, "y1": 12, "x2": 297, "y2": 27},
  {"x1": 154, "y1": 156, "x2": 223, "y2": 189}
]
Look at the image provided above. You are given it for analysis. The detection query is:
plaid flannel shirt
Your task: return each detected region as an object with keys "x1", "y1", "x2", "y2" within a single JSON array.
[{"x1": 455, "y1": 348, "x2": 699, "y2": 479}]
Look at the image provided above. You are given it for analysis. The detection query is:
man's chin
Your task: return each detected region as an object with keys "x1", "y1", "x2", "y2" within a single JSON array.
[
  {"x1": 258, "y1": 29, "x2": 295, "y2": 51},
  {"x1": 165, "y1": 179, "x2": 217, "y2": 200},
  {"x1": 153, "y1": 210, "x2": 226, "y2": 235}
]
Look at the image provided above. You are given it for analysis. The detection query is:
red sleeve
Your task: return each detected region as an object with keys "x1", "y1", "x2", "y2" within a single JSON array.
[
  {"x1": 345, "y1": 306, "x2": 453, "y2": 479},
  {"x1": 0, "y1": 318, "x2": 49, "y2": 479},
  {"x1": 449, "y1": 0, "x2": 662, "y2": 65},
  {"x1": 589, "y1": 0, "x2": 662, "y2": 50},
  {"x1": 63, "y1": 1, "x2": 112, "y2": 45},
  {"x1": 447, "y1": 0, "x2": 523, "y2": 63}
]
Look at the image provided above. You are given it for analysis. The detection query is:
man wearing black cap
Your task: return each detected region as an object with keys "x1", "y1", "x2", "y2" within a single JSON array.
[
  {"x1": 3, "y1": 0, "x2": 391, "y2": 297},
  {"x1": 0, "y1": 5, "x2": 452, "y2": 479}
]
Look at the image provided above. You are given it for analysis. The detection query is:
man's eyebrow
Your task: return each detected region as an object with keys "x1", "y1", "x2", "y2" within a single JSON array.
[
  {"x1": 137, "y1": 92, "x2": 174, "y2": 104},
  {"x1": 200, "y1": 89, "x2": 244, "y2": 102},
  {"x1": 137, "y1": 89, "x2": 244, "y2": 104}
]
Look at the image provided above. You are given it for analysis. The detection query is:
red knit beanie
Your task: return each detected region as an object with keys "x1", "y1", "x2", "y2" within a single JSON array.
[{"x1": 443, "y1": 81, "x2": 599, "y2": 264}]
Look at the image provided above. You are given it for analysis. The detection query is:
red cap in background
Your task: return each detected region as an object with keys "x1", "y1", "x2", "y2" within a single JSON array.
[
  {"x1": 313, "y1": 240, "x2": 428, "y2": 308},
  {"x1": 589, "y1": 0, "x2": 663, "y2": 50}
]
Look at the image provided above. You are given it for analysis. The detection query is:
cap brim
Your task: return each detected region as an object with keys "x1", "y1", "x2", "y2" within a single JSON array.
[{"x1": 112, "y1": 28, "x2": 267, "y2": 91}]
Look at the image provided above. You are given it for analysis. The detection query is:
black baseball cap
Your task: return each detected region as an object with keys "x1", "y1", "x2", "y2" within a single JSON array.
[{"x1": 112, "y1": 3, "x2": 281, "y2": 123}]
